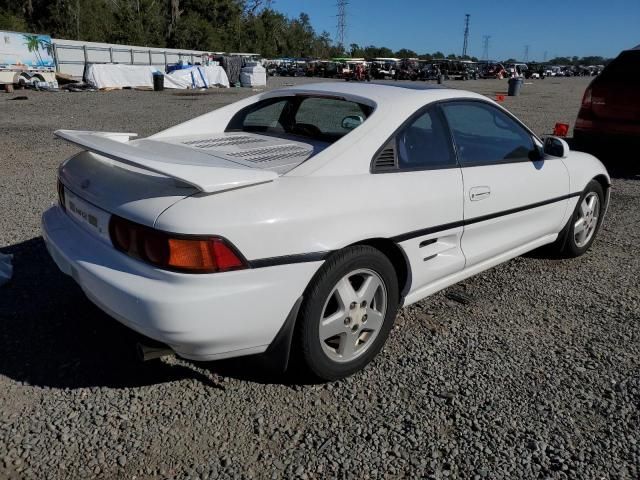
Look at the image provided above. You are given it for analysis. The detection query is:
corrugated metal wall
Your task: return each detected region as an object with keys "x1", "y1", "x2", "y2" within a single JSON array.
[{"x1": 52, "y1": 38, "x2": 209, "y2": 78}]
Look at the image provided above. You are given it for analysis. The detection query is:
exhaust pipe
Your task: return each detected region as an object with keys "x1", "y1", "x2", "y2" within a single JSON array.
[{"x1": 136, "y1": 341, "x2": 174, "y2": 362}]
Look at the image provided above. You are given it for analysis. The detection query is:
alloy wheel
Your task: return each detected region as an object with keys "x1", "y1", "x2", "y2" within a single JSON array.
[
  {"x1": 574, "y1": 192, "x2": 600, "y2": 248},
  {"x1": 318, "y1": 268, "x2": 388, "y2": 363}
]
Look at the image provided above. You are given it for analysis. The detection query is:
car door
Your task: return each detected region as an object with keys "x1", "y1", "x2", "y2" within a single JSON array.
[
  {"x1": 439, "y1": 100, "x2": 570, "y2": 267},
  {"x1": 381, "y1": 106, "x2": 466, "y2": 297}
]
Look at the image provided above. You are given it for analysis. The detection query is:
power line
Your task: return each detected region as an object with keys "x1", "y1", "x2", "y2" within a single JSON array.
[
  {"x1": 482, "y1": 35, "x2": 491, "y2": 61},
  {"x1": 462, "y1": 14, "x2": 470, "y2": 57},
  {"x1": 336, "y1": 0, "x2": 348, "y2": 48}
]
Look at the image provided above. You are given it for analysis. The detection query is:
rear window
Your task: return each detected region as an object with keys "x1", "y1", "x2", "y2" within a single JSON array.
[
  {"x1": 601, "y1": 51, "x2": 640, "y2": 77},
  {"x1": 227, "y1": 95, "x2": 374, "y2": 143}
]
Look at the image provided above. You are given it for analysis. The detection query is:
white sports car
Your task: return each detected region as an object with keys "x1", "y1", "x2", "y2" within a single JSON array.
[{"x1": 42, "y1": 82, "x2": 609, "y2": 380}]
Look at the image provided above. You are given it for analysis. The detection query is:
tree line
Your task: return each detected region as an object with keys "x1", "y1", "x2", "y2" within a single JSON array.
[
  {"x1": 0, "y1": 0, "x2": 340, "y2": 57},
  {"x1": 0, "y1": 0, "x2": 613, "y2": 64}
]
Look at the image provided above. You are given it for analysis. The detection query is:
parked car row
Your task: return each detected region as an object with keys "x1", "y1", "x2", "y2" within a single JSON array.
[
  {"x1": 265, "y1": 58, "x2": 482, "y2": 82},
  {"x1": 264, "y1": 58, "x2": 606, "y2": 83}
]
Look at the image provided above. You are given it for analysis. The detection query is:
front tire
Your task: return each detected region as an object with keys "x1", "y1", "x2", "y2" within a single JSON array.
[
  {"x1": 294, "y1": 246, "x2": 400, "y2": 381},
  {"x1": 555, "y1": 180, "x2": 605, "y2": 257}
]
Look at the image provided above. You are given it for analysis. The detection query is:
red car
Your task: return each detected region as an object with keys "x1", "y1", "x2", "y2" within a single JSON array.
[{"x1": 574, "y1": 45, "x2": 640, "y2": 148}]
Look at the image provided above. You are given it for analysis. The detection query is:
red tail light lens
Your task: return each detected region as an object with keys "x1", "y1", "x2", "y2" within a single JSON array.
[
  {"x1": 581, "y1": 86, "x2": 592, "y2": 108},
  {"x1": 109, "y1": 215, "x2": 247, "y2": 273}
]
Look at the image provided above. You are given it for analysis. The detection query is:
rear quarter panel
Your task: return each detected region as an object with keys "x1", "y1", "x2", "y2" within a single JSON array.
[{"x1": 154, "y1": 171, "x2": 462, "y2": 263}]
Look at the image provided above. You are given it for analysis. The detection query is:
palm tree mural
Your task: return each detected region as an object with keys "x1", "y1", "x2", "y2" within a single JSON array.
[{"x1": 22, "y1": 34, "x2": 53, "y2": 67}]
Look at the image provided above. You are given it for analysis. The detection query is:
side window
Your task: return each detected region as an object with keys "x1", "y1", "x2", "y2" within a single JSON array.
[
  {"x1": 396, "y1": 108, "x2": 456, "y2": 170},
  {"x1": 440, "y1": 102, "x2": 535, "y2": 167}
]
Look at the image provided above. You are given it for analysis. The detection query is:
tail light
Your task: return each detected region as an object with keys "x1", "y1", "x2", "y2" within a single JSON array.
[
  {"x1": 109, "y1": 215, "x2": 247, "y2": 274},
  {"x1": 57, "y1": 179, "x2": 66, "y2": 211},
  {"x1": 581, "y1": 86, "x2": 593, "y2": 108}
]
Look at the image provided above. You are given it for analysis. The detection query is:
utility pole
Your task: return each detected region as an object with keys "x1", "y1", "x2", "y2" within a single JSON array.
[
  {"x1": 482, "y1": 35, "x2": 490, "y2": 61},
  {"x1": 76, "y1": 0, "x2": 80, "y2": 40},
  {"x1": 462, "y1": 14, "x2": 470, "y2": 57},
  {"x1": 336, "y1": 0, "x2": 348, "y2": 50},
  {"x1": 524, "y1": 45, "x2": 530, "y2": 62}
]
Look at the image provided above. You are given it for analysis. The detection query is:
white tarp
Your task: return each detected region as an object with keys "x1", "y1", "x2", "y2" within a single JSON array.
[
  {"x1": 0, "y1": 252, "x2": 12, "y2": 286},
  {"x1": 85, "y1": 64, "x2": 229, "y2": 89},
  {"x1": 167, "y1": 66, "x2": 229, "y2": 89},
  {"x1": 240, "y1": 64, "x2": 267, "y2": 87}
]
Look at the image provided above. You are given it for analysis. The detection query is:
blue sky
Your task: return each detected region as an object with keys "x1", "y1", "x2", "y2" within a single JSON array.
[{"x1": 272, "y1": 0, "x2": 639, "y2": 60}]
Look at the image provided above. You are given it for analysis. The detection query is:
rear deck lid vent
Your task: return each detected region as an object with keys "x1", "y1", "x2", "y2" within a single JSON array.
[
  {"x1": 227, "y1": 144, "x2": 312, "y2": 163},
  {"x1": 182, "y1": 135, "x2": 267, "y2": 149}
]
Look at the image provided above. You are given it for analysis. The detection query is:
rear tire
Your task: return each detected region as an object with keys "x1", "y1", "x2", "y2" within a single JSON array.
[
  {"x1": 553, "y1": 180, "x2": 604, "y2": 258},
  {"x1": 294, "y1": 246, "x2": 400, "y2": 381}
]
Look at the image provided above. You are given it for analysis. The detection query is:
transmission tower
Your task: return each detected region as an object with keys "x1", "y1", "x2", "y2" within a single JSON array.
[
  {"x1": 336, "y1": 0, "x2": 348, "y2": 48},
  {"x1": 543, "y1": 51, "x2": 548, "y2": 62},
  {"x1": 482, "y1": 35, "x2": 491, "y2": 61},
  {"x1": 462, "y1": 14, "x2": 470, "y2": 57},
  {"x1": 524, "y1": 45, "x2": 530, "y2": 62}
]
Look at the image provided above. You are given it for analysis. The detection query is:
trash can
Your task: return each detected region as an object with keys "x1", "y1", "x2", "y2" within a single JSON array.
[
  {"x1": 508, "y1": 77, "x2": 523, "y2": 96},
  {"x1": 152, "y1": 72, "x2": 164, "y2": 91}
]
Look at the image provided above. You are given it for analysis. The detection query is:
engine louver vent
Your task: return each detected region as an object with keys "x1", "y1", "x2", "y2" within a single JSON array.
[
  {"x1": 182, "y1": 136, "x2": 266, "y2": 149},
  {"x1": 227, "y1": 144, "x2": 312, "y2": 163},
  {"x1": 374, "y1": 146, "x2": 397, "y2": 170}
]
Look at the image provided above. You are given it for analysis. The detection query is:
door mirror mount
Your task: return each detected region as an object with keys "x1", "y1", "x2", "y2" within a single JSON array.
[
  {"x1": 529, "y1": 144, "x2": 544, "y2": 161},
  {"x1": 542, "y1": 136, "x2": 570, "y2": 158}
]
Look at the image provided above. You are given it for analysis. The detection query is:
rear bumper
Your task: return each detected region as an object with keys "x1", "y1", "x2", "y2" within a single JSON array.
[
  {"x1": 575, "y1": 113, "x2": 640, "y2": 139},
  {"x1": 42, "y1": 206, "x2": 321, "y2": 361}
]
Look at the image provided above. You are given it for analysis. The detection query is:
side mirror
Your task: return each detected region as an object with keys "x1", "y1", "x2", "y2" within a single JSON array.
[
  {"x1": 341, "y1": 115, "x2": 364, "y2": 130},
  {"x1": 543, "y1": 136, "x2": 570, "y2": 158}
]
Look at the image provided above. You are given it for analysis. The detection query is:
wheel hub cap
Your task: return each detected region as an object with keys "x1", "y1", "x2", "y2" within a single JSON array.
[
  {"x1": 574, "y1": 192, "x2": 600, "y2": 248},
  {"x1": 318, "y1": 268, "x2": 387, "y2": 363}
]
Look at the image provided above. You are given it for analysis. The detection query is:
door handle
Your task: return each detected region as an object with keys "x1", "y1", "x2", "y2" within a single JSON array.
[{"x1": 469, "y1": 186, "x2": 491, "y2": 201}]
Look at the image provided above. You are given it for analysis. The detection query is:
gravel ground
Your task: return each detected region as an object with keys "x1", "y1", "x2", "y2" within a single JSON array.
[{"x1": 0, "y1": 77, "x2": 638, "y2": 479}]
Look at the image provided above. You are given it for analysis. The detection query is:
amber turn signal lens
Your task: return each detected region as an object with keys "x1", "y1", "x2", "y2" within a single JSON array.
[
  {"x1": 109, "y1": 215, "x2": 247, "y2": 273},
  {"x1": 168, "y1": 238, "x2": 244, "y2": 272}
]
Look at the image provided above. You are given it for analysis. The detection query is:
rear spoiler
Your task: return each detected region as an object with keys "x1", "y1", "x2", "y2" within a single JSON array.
[{"x1": 54, "y1": 130, "x2": 277, "y2": 193}]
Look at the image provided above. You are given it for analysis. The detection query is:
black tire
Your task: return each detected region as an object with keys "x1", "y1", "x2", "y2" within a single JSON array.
[
  {"x1": 293, "y1": 245, "x2": 400, "y2": 381},
  {"x1": 553, "y1": 180, "x2": 605, "y2": 258}
]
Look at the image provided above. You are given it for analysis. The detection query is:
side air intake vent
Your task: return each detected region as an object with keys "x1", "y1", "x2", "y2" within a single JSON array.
[{"x1": 373, "y1": 141, "x2": 397, "y2": 170}]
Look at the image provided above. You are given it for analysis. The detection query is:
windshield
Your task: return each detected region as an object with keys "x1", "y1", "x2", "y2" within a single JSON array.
[{"x1": 226, "y1": 95, "x2": 374, "y2": 143}]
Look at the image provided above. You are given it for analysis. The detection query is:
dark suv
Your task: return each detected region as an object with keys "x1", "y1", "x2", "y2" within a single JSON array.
[{"x1": 574, "y1": 46, "x2": 640, "y2": 148}]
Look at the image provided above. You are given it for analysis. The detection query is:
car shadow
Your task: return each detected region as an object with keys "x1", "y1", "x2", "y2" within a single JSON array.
[{"x1": 0, "y1": 237, "x2": 293, "y2": 390}]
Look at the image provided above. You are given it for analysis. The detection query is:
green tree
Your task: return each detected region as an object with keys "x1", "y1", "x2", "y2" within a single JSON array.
[
  {"x1": 395, "y1": 48, "x2": 417, "y2": 58},
  {"x1": 0, "y1": 10, "x2": 28, "y2": 31}
]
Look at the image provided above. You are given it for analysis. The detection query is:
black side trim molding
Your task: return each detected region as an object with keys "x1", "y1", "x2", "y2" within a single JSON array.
[
  {"x1": 391, "y1": 192, "x2": 581, "y2": 242},
  {"x1": 249, "y1": 251, "x2": 331, "y2": 269},
  {"x1": 464, "y1": 192, "x2": 581, "y2": 228}
]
